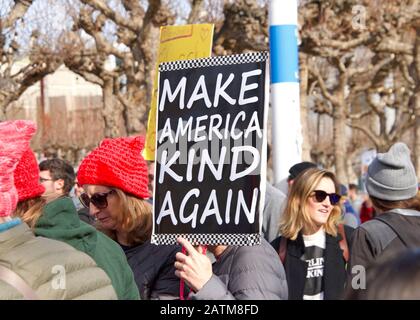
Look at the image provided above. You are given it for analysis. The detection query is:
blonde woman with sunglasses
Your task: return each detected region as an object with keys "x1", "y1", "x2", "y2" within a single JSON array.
[{"x1": 271, "y1": 168, "x2": 354, "y2": 300}]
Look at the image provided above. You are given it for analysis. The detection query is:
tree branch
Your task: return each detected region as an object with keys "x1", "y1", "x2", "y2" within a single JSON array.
[
  {"x1": 312, "y1": 98, "x2": 333, "y2": 117},
  {"x1": 308, "y1": 64, "x2": 338, "y2": 105},
  {"x1": 79, "y1": 0, "x2": 140, "y2": 32},
  {"x1": 2, "y1": 0, "x2": 33, "y2": 29},
  {"x1": 349, "y1": 109, "x2": 372, "y2": 120},
  {"x1": 188, "y1": 0, "x2": 204, "y2": 23},
  {"x1": 348, "y1": 122, "x2": 381, "y2": 148}
]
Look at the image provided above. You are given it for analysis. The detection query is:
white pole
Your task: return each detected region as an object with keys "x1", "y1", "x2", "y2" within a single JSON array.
[{"x1": 269, "y1": 0, "x2": 302, "y2": 185}]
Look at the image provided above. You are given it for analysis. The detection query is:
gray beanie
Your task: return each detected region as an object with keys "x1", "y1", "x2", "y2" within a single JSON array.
[{"x1": 366, "y1": 142, "x2": 418, "y2": 201}]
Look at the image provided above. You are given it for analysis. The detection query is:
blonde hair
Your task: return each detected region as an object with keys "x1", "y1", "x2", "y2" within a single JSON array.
[
  {"x1": 98, "y1": 188, "x2": 152, "y2": 246},
  {"x1": 280, "y1": 168, "x2": 342, "y2": 240},
  {"x1": 14, "y1": 197, "x2": 46, "y2": 228}
]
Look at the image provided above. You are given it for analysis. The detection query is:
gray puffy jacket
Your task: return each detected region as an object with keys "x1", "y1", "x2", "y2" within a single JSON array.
[
  {"x1": 0, "y1": 223, "x2": 117, "y2": 300},
  {"x1": 191, "y1": 238, "x2": 288, "y2": 300}
]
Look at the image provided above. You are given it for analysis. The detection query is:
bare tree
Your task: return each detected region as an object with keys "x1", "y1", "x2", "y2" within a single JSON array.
[
  {"x1": 61, "y1": 0, "x2": 182, "y2": 137},
  {"x1": 300, "y1": 0, "x2": 419, "y2": 183},
  {"x1": 213, "y1": 0, "x2": 268, "y2": 55},
  {"x1": 0, "y1": 0, "x2": 63, "y2": 120}
]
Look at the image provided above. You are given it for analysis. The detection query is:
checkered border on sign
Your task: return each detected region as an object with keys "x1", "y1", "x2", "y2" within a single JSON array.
[
  {"x1": 159, "y1": 51, "x2": 269, "y2": 72},
  {"x1": 151, "y1": 233, "x2": 261, "y2": 246}
]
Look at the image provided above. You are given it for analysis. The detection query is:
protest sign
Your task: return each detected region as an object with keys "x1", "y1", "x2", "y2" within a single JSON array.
[
  {"x1": 144, "y1": 24, "x2": 214, "y2": 160},
  {"x1": 152, "y1": 52, "x2": 269, "y2": 246}
]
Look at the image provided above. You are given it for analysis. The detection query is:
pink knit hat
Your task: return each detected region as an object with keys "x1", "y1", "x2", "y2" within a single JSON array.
[
  {"x1": 14, "y1": 148, "x2": 45, "y2": 202},
  {"x1": 0, "y1": 120, "x2": 36, "y2": 217},
  {"x1": 77, "y1": 135, "x2": 150, "y2": 199}
]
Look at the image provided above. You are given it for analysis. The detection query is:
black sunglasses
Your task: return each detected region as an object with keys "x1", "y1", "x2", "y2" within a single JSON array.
[
  {"x1": 79, "y1": 190, "x2": 115, "y2": 209},
  {"x1": 311, "y1": 190, "x2": 341, "y2": 205}
]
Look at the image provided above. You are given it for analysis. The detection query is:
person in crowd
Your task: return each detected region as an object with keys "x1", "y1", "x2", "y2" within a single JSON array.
[
  {"x1": 348, "y1": 183, "x2": 363, "y2": 216},
  {"x1": 271, "y1": 168, "x2": 354, "y2": 300},
  {"x1": 13, "y1": 147, "x2": 139, "y2": 300},
  {"x1": 349, "y1": 142, "x2": 420, "y2": 275},
  {"x1": 77, "y1": 135, "x2": 181, "y2": 300},
  {"x1": 263, "y1": 183, "x2": 287, "y2": 242},
  {"x1": 274, "y1": 161, "x2": 317, "y2": 194},
  {"x1": 359, "y1": 196, "x2": 376, "y2": 223},
  {"x1": 264, "y1": 161, "x2": 317, "y2": 242},
  {"x1": 38, "y1": 158, "x2": 75, "y2": 201},
  {"x1": 262, "y1": 145, "x2": 287, "y2": 242},
  {"x1": 340, "y1": 184, "x2": 360, "y2": 228},
  {"x1": 174, "y1": 237, "x2": 288, "y2": 300},
  {"x1": 346, "y1": 249, "x2": 420, "y2": 299},
  {"x1": 0, "y1": 120, "x2": 117, "y2": 300}
]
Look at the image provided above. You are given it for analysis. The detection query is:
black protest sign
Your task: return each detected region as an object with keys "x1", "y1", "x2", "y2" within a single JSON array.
[{"x1": 151, "y1": 52, "x2": 268, "y2": 246}]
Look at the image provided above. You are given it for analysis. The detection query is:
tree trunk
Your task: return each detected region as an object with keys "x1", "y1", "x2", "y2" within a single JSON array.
[
  {"x1": 0, "y1": 102, "x2": 7, "y2": 121},
  {"x1": 299, "y1": 53, "x2": 311, "y2": 161},
  {"x1": 333, "y1": 99, "x2": 348, "y2": 185},
  {"x1": 102, "y1": 78, "x2": 125, "y2": 138},
  {"x1": 415, "y1": 94, "x2": 420, "y2": 180},
  {"x1": 414, "y1": 29, "x2": 420, "y2": 180},
  {"x1": 125, "y1": 85, "x2": 148, "y2": 136}
]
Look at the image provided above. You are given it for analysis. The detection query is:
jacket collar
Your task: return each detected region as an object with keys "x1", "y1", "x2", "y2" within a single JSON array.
[
  {"x1": 34, "y1": 196, "x2": 97, "y2": 256},
  {"x1": 287, "y1": 232, "x2": 305, "y2": 258}
]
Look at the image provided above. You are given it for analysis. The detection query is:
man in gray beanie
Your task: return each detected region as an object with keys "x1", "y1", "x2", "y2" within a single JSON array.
[
  {"x1": 365, "y1": 142, "x2": 418, "y2": 201},
  {"x1": 348, "y1": 142, "x2": 420, "y2": 284}
]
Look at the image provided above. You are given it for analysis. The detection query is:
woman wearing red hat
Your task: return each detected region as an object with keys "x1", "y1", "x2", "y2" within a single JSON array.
[
  {"x1": 13, "y1": 143, "x2": 139, "y2": 300},
  {"x1": 77, "y1": 135, "x2": 182, "y2": 300}
]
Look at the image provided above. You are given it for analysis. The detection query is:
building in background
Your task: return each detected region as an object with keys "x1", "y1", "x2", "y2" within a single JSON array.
[{"x1": 8, "y1": 61, "x2": 105, "y2": 165}]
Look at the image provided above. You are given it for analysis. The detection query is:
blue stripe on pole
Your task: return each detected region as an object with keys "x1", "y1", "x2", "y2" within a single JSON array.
[{"x1": 269, "y1": 25, "x2": 299, "y2": 83}]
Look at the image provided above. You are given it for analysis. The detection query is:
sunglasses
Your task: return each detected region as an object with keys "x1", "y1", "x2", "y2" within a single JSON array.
[
  {"x1": 311, "y1": 190, "x2": 341, "y2": 205},
  {"x1": 79, "y1": 190, "x2": 115, "y2": 209}
]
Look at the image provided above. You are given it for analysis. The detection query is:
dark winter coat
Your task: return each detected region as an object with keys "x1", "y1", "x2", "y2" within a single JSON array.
[
  {"x1": 349, "y1": 209, "x2": 420, "y2": 272},
  {"x1": 271, "y1": 225, "x2": 354, "y2": 300},
  {"x1": 121, "y1": 240, "x2": 181, "y2": 300}
]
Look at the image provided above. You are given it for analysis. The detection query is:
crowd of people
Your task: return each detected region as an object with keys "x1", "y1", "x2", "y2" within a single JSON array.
[{"x1": 1, "y1": 119, "x2": 420, "y2": 300}]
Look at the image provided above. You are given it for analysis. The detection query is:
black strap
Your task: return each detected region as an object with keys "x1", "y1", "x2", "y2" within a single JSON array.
[
  {"x1": 337, "y1": 224, "x2": 349, "y2": 263},
  {"x1": 278, "y1": 237, "x2": 287, "y2": 264}
]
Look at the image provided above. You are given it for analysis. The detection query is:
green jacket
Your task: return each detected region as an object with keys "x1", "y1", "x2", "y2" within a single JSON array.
[{"x1": 34, "y1": 197, "x2": 140, "y2": 300}]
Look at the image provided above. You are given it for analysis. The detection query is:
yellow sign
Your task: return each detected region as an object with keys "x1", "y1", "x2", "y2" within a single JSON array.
[{"x1": 144, "y1": 24, "x2": 214, "y2": 160}]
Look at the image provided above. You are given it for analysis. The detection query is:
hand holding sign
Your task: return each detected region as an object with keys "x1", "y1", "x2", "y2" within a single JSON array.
[{"x1": 174, "y1": 237, "x2": 212, "y2": 293}]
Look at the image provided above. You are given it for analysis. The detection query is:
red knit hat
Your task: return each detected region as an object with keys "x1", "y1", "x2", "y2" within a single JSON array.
[
  {"x1": 14, "y1": 148, "x2": 46, "y2": 202},
  {"x1": 0, "y1": 120, "x2": 36, "y2": 217},
  {"x1": 77, "y1": 135, "x2": 150, "y2": 199}
]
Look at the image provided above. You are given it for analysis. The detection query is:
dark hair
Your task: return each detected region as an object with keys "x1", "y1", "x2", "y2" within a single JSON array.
[
  {"x1": 39, "y1": 158, "x2": 75, "y2": 195},
  {"x1": 370, "y1": 192, "x2": 420, "y2": 213},
  {"x1": 287, "y1": 161, "x2": 317, "y2": 182},
  {"x1": 346, "y1": 249, "x2": 420, "y2": 299},
  {"x1": 348, "y1": 183, "x2": 358, "y2": 191}
]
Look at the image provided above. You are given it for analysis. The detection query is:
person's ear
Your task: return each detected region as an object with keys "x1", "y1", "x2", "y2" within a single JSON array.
[{"x1": 54, "y1": 179, "x2": 65, "y2": 191}]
